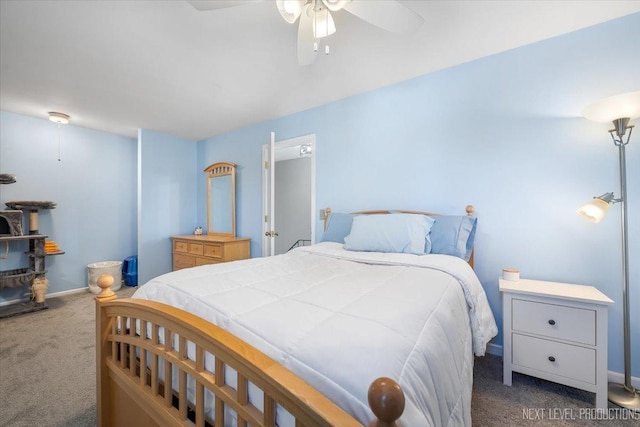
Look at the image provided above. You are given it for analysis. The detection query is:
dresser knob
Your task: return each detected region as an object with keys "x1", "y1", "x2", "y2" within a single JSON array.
[
  {"x1": 548, "y1": 319, "x2": 556, "y2": 325},
  {"x1": 548, "y1": 356, "x2": 556, "y2": 362}
]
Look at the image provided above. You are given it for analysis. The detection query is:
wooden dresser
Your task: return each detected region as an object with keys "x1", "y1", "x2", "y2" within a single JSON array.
[{"x1": 171, "y1": 235, "x2": 250, "y2": 271}]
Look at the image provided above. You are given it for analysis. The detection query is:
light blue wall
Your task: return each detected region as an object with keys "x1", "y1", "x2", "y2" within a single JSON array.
[
  {"x1": 138, "y1": 129, "x2": 197, "y2": 284},
  {"x1": 197, "y1": 14, "x2": 640, "y2": 376},
  {"x1": 0, "y1": 118, "x2": 197, "y2": 299},
  {"x1": 0, "y1": 111, "x2": 137, "y2": 301}
]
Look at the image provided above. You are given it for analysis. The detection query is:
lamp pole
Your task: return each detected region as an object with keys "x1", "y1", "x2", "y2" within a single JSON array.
[
  {"x1": 581, "y1": 92, "x2": 640, "y2": 409},
  {"x1": 607, "y1": 118, "x2": 639, "y2": 409}
]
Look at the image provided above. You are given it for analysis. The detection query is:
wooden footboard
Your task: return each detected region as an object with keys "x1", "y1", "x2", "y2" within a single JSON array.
[{"x1": 96, "y1": 275, "x2": 405, "y2": 427}]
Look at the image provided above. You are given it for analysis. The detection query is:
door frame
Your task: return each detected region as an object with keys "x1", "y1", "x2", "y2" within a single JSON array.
[{"x1": 262, "y1": 133, "x2": 316, "y2": 257}]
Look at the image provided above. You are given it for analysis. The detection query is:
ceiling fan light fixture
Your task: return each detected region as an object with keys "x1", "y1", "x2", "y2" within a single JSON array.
[
  {"x1": 313, "y1": 8, "x2": 336, "y2": 39},
  {"x1": 321, "y1": 0, "x2": 349, "y2": 12},
  {"x1": 276, "y1": 0, "x2": 305, "y2": 24}
]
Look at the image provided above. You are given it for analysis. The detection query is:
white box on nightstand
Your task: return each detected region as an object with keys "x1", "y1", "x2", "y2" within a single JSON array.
[{"x1": 500, "y1": 278, "x2": 614, "y2": 409}]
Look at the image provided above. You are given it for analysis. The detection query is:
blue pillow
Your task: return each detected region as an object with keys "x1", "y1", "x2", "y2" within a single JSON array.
[
  {"x1": 429, "y1": 216, "x2": 477, "y2": 261},
  {"x1": 321, "y1": 212, "x2": 353, "y2": 243},
  {"x1": 344, "y1": 214, "x2": 434, "y2": 255}
]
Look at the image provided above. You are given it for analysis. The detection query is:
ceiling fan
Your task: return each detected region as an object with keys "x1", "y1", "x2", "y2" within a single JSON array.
[{"x1": 187, "y1": 0, "x2": 424, "y2": 65}]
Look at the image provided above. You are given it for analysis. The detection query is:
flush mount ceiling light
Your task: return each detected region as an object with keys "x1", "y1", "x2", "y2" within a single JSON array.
[
  {"x1": 187, "y1": 0, "x2": 423, "y2": 66},
  {"x1": 48, "y1": 112, "x2": 70, "y2": 124}
]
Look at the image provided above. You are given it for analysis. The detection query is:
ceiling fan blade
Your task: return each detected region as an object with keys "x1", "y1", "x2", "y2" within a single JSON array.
[
  {"x1": 186, "y1": 0, "x2": 267, "y2": 11},
  {"x1": 343, "y1": 0, "x2": 424, "y2": 34},
  {"x1": 297, "y1": 7, "x2": 317, "y2": 66}
]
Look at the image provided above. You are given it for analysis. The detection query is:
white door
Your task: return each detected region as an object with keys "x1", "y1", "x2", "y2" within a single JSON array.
[
  {"x1": 262, "y1": 133, "x2": 316, "y2": 257},
  {"x1": 262, "y1": 132, "x2": 276, "y2": 257}
]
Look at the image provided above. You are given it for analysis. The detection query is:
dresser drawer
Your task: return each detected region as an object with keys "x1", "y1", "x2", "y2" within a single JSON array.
[
  {"x1": 188, "y1": 243, "x2": 204, "y2": 256},
  {"x1": 195, "y1": 257, "x2": 221, "y2": 267},
  {"x1": 171, "y1": 236, "x2": 250, "y2": 272},
  {"x1": 204, "y1": 243, "x2": 222, "y2": 258},
  {"x1": 173, "y1": 253, "x2": 195, "y2": 270},
  {"x1": 512, "y1": 334, "x2": 595, "y2": 384},
  {"x1": 174, "y1": 240, "x2": 189, "y2": 253},
  {"x1": 512, "y1": 299, "x2": 596, "y2": 345}
]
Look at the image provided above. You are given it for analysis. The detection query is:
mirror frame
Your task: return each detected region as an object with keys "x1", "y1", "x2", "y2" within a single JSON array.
[{"x1": 205, "y1": 162, "x2": 236, "y2": 237}]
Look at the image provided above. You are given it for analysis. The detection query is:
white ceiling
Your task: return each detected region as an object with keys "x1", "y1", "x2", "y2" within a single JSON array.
[{"x1": 1, "y1": 1, "x2": 639, "y2": 141}]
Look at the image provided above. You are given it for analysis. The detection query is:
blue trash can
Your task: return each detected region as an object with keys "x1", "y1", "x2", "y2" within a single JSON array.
[{"x1": 122, "y1": 256, "x2": 138, "y2": 287}]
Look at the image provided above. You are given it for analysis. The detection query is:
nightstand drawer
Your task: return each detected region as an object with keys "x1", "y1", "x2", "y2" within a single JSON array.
[
  {"x1": 512, "y1": 299, "x2": 595, "y2": 345},
  {"x1": 512, "y1": 334, "x2": 595, "y2": 384}
]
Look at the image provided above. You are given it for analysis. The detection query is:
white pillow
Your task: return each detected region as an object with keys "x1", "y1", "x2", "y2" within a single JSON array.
[{"x1": 344, "y1": 214, "x2": 434, "y2": 255}]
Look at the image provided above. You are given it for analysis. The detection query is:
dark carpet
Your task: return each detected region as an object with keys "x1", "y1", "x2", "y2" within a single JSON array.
[{"x1": 1, "y1": 288, "x2": 637, "y2": 426}]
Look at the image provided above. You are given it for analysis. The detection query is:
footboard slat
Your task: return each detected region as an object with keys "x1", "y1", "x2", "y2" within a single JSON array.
[
  {"x1": 128, "y1": 317, "x2": 137, "y2": 376},
  {"x1": 195, "y1": 382, "x2": 205, "y2": 427},
  {"x1": 237, "y1": 371, "x2": 249, "y2": 427},
  {"x1": 118, "y1": 329, "x2": 126, "y2": 370},
  {"x1": 96, "y1": 275, "x2": 405, "y2": 427},
  {"x1": 151, "y1": 324, "x2": 159, "y2": 396},
  {"x1": 195, "y1": 344, "x2": 205, "y2": 427},
  {"x1": 264, "y1": 395, "x2": 276, "y2": 427},
  {"x1": 139, "y1": 319, "x2": 148, "y2": 388},
  {"x1": 151, "y1": 353, "x2": 159, "y2": 395},
  {"x1": 178, "y1": 335, "x2": 188, "y2": 421}
]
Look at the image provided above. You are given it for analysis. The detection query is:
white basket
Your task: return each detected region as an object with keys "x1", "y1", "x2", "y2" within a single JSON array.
[{"x1": 87, "y1": 261, "x2": 122, "y2": 294}]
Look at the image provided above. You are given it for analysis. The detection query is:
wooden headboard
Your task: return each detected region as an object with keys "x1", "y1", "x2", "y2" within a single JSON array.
[{"x1": 322, "y1": 206, "x2": 476, "y2": 268}]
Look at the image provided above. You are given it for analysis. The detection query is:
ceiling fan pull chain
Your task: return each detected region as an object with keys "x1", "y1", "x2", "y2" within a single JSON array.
[
  {"x1": 57, "y1": 122, "x2": 62, "y2": 162},
  {"x1": 325, "y1": 45, "x2": 330, "y2": 55},
  {"x1": 314, "y1": 41, "x2": 318, "y2": 52}
]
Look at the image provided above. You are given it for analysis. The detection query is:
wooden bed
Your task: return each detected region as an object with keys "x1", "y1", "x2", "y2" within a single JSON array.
[{"x1": 95, "y1": 207, "x2": 476, "y2": 427}]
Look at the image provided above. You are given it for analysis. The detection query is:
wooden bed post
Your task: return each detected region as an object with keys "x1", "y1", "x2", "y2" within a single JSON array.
[
  {"x1": 95, "y1": 274, "x2": 117, "y2": 427},
  {"x1": 323, "y1": 207, "x2": 332, "y2": 231},
  {"x1": 367, "y1": 377, "x2": 405, "y2": 427}
]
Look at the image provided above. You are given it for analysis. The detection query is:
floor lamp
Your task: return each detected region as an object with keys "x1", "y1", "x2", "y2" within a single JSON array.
[{"x1": 578, "y1": 91, "x2": 640, "y2": 410}]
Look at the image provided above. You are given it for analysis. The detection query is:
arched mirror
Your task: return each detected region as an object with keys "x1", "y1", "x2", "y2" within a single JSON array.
[{"x1": 205, "y1": 162, "x2": 236, "y2": 237}]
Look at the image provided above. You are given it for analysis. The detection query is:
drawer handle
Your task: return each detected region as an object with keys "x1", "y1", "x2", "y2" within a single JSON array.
[
  {"x1": 548, "y1": 356, "x2": 556, "y2": 362},
  {"x1": 548, "y1": 319, "x2": 556, "y2": 326}
]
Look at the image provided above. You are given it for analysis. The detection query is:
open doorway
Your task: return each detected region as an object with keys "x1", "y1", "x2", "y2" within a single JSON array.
[{"x1": 262, "y1": 134, "x2": 316, "y2": 256}]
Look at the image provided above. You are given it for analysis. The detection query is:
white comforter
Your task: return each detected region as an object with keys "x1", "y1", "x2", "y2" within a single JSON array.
[{"x1": 133, "y1": 242, "x2": 497, "y2": 426}]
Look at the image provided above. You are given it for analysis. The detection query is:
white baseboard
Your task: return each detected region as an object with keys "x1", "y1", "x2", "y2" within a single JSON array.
[
  {"x1": 0, "y1": 287, "x2": 90, "y2": 306},
  {"x1": 482, "y1": 343, "x2": 640, "y2": 389},
  {"x1": 608, "y1": 370, "x2": 640, "y2": 390}
]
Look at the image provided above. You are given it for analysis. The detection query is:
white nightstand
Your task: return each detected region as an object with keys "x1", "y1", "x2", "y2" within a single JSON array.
[{"x1": 500, "y1": 278, "x2": 614, "y2": 409}]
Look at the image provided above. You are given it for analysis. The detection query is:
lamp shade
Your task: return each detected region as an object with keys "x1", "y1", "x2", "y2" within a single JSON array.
[
  {"x1": 582, "y1": 91, "x2": 640, "y2": 123},
  {"x1": 577, "y1": 197, "x2": 611, "y2": 223}
]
